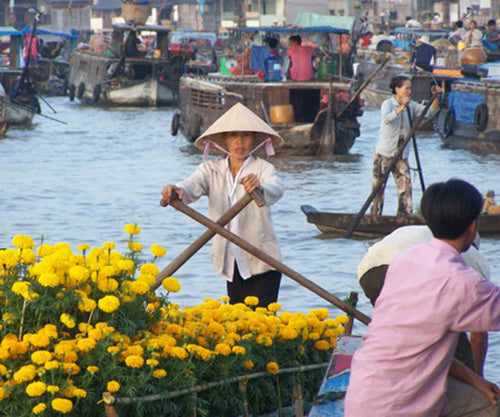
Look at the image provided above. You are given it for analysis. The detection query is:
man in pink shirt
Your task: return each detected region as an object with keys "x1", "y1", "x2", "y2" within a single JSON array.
[
  {"x1": 345, "y1": 179, "x2": 500, "y2": 417},
  {"x1": 287, "y1": 35, "x2": 314, "y2": 81}
]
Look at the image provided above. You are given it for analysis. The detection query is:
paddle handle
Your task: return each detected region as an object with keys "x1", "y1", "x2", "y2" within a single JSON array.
[{"x1": 160, "y1": 188, "x2": 265, "y2": 208}]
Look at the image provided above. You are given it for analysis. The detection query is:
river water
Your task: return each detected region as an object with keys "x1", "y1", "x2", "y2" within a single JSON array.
[{"x1": 1, "y1": 98, "x2": 500, "y2": 380}]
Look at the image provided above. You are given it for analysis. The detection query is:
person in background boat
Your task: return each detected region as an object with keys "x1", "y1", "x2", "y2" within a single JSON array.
[
  {"x1": 124, "y1": 30, "x2": 143, "y2": 57},
  {"x1": 264, "y1": 37, "x2": 280, "y2": 60},
  {"x1": 161, "y1": 103, "x2": 284, "y2": 308},
  {"x1": 346, "y1": 179, "x2": 500, "y2": 417},
  {"x1": 466, "y1": 20, "x2": 484, "y2": 48},
  {"x1": 287, "y1": 35, "x2": 315, "y2": 81},
  {"x1": 484, "y1": 20, "x2": 500, "y2": 52},
  {"x1": 405, "y1": 16, "x2": 423, "y2": 28},
  {"x1": 410, "y1": 35, "x2": 437, "y2": 72},
  {"x1": 370, "y1": 75, "x2": 441, "y2": 217},
  {"x1": 24, "y1": 33, "x2": 38, "y2": 66},
  {"x1": 448, "y1": 20, "x2": 468, "y2": 45},
  {"x1": 357, "y1": 224, "x2": 490, "y2": 376},
  {"x1": 482, "y1": 190, "x2": 498, "y2": 214}
]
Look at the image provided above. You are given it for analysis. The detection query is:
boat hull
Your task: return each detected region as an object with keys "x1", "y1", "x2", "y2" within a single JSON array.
[
  {"x1": 301, "y1": 205, "x2": 500, "y2": 237},
  {"x1": 176, "y1": 76, "x2": 362, "y2": 156}
]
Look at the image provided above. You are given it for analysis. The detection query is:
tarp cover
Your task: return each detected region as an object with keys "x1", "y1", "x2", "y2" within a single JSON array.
[
  {"x1": 22, "y1": 26, "x2": 78, "y2": 39},
  {"x1": 448, "y1": 90, "x2": 484, "y2": 124},
  {"x1": 294, "y1": 13, "x2": 354, "y2": 33}
]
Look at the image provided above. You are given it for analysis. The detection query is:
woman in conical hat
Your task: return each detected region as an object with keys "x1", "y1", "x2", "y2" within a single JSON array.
[{"x1": 161, "y1": 103, "x2": 284, "y2": 307}]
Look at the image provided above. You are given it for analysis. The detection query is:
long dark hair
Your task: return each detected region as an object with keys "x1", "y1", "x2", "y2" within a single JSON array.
[{"x1": 389, "y1": 75, "x2": 410, "y2": 94}]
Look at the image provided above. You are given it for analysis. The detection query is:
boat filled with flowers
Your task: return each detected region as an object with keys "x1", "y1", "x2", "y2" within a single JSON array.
[{"x1": 0, "y1": 226, "x2": 348, "y2": 416}]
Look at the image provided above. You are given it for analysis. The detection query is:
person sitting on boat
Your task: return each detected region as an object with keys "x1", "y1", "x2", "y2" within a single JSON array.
[
  {"x1": 358, "y1": 224, "x2": 490, "y2": 376},
  {"x1": 287, "y1": 35, "x2": 315, "y2": 81},
  {"x1": 405, "y1": 16, "x2": 423, "y2": 28},
  {"x1": 448, "y1": 20, "x2": 468, "y2": 45},
  {"x1": 484, "y1": 20, "x2": 500, "y2": 52},
  {"x1": 370, "y1": 75, "x2": 441, "y2": 217},
  {"x1": 410, "y1": 35, "x2": 437, "y2": 72},
  {"x1": 346, "y1": 179, "x2": 500, "y2": 417},
  {"x1": 482, "y1": 190, "x2": 498, "y2": 214},
  {"x1": 124, "y1": 30, "x2": 143, "y2": 57},
  {"x1": 264, "y1": 37, "x2": 280, "y2": 60},
  {"x1": 161, "y1": 103, "x2": 284, "y2": 308},
  {"x1": 466, "y1": 20, "x2": 484, "y2": 48}
]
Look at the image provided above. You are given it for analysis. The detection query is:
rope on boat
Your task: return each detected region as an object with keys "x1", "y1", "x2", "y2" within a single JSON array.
[{"x1": 102, "y1": 362, "x2": 329, "y2": 406}]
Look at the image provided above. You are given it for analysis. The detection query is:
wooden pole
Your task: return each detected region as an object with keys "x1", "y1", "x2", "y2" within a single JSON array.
[
  {"x1": 344, "y1": 92, "x2": 439, "y2": 239},
  {"x1": 152, "y1": 189, "x2": 264, "y2": 290},
  {"x1": 406, "y1": 107, "x2": 425, "y2": 193},
  {"x1": 344, "y1": 291, "x2": 358, "y2": 336},
  {"x1": 165, "y1": 198, "x2": 371, "y2": 325},
  {"x1": 317, "y1": 78, "x2": 335, "y2": 156},
  {"x1": 336, "y1": 56, "x2": 390, "y2": 119}
]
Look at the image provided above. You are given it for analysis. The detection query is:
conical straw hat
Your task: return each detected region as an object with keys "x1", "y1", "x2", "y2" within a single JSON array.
[{"x1": 194, "y1": 102, "x2": 284, "y2": 153}]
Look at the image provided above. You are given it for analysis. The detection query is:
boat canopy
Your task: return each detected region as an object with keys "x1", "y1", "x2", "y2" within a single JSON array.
[
  {"x1": 0, "y1": 27, "x2": 23, "y2": 37},
  {"x1": 112, "y1": 23, "x2": 170, "y2": 33},
  {"x1": 22, "y1": 26, "x2": 78, "y2": 39}
]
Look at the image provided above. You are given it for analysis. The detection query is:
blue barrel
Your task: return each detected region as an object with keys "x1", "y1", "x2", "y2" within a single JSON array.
[{"x1": 265, "y1": 56, "x2": 282, "y2": 82}]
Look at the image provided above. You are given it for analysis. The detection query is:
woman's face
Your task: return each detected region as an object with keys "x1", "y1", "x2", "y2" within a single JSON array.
[
  {"x1": 225, "y1": 132, "x2": 255, "y2": 161},
  {"x1": 395, "y1": 80, "x2": 411, "y2": 100}
]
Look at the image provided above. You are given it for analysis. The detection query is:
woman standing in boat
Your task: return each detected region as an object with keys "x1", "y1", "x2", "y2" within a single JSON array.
[
  {"x1": 161, "y1": 103, "x2": 284, "y2": 307},
  {"x1": 370, "y1": 75, "x2": 441, "y2": 217}
]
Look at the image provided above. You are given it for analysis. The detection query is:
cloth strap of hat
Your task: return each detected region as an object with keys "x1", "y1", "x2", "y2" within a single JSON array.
[{"x1": 203, "y1": 137, "x2": 275, "y2": 160}]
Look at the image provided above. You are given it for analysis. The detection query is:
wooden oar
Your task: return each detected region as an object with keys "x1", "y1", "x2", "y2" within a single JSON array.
[
  {"x1": 344, "y1": 92, "x2": 439, "y2": 239},
  {"x1": 152, "y1": 189, "x2": 265, "y2": 290},
  {"x1": 336, "y1": 55, "x2": 390, "y2": 119},
  {"x1": 406, "y1": 107, "x2": 425, "y2": 193},
  {"x1": 164, "y1": 195, "x2": 371, "y2": 325}
]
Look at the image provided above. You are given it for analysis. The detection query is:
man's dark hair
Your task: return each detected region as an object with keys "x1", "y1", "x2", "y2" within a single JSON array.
[
  {"x1": 288, "y1": 35, "x2": 301, "y2": 45},
  {"x1": 470, "y1": 20, "x2": 477, "y2": 25},
  {"x1": 421, "y1": 179, "x2": 482, "y2": 239},
  {"x1": 455, "y1": 20, "x2": 463, "y2": 28},
  {"x1": 265, "y1": 37, "x2": 278, "y2": 49},
  {"x1": 488, "y1": 19, "x2": 496, "y2": 27},
  {"x1": 389, "y1": 75, "x2": 410, "y2": 94}
]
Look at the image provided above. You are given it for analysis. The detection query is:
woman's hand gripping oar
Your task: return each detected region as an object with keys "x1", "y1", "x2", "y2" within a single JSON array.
[{"x1": 152, "y1": 187, "x2": 265, "y2": 290}]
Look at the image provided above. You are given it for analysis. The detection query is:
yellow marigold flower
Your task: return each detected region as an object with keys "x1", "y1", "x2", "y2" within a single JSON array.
[
  {"x1": 31, "y1": 350, "x2": 53, "y2": 365},
  {"x1": 153, "y1": 369, "x2": 167, "y2": 379},
  {"x1": 13, "y1": 364, "x2": 37, "y2": 383},
  {"x1": 60, "y1": 314, "x2": 76, "y2": 329},
  {"x1": 73, "y1": 388, "x2": 87, "y2": 398},
  {"x1": 129, "y1": 280, "x2": 150, "y2": 295},
  {"x1": 69, "y1": 265, "x2": 90, "y2": 284},
  {"x1": 26, "y1": 381, "x2": 47, "y2": 397},
  {"x1": 12, "y1": 281, "x2": 31, "y2": 298},
  {"x1": 314, "y1": 340, "x2": 331, "y2": 351},
  {"x1": 78, "y1": 297, "x2": 97, "y2": 313},
  {"x1": 77, "y1": 338, "x2": 96, "y2": 352},
  {"x1": 311, "y1": 308, "x2": 330, "y2": 320},
  {"x1": 107, "y1": 380, "x2": 120, "y2": 393},
  {"x1": 244, "y1": 296, "x2": 259, "y2": 306},
  {"x1": 38, "y1": 272, "x2": 60, "y2": 288},
  {"x1": 117, "y1": 259, "x2": 135, "y2": 274},
  {"x1": 30, "y1": 334, "x2": 50, "y2": 348},
  {"x1": 98, "y1": 295, "x2": 120, "y2": 313},
  {"x1": 215, "y1": 343, "x2": 231, "y2": 356},
  {"x1": 12, "y1": 235, "x2": 35, "y2": 249},
  {"x1": 0, "y1": 248, "x2": 19, "y2": 268},
  {"x1": 78, "y1": 244, "x2": 90, "y2": 252},
  {"x1": 0, "y1": 386, "x2": 6, "y2": 401},
  {"x1": 98, "y1": 277, "x2": 119, "y2": 292},
  {"x1": 162, "y1": 277, "x2": 181, "y2": 293},
  {"x1": 102, "y1": 242, "x2": 116, "y2": 250},
  {"x1": 333, "y1": 315, "x2": 349, "y2": 326},
  {"x1": 243, "y1": 360, "x2": 254, "y2": 370},
  {"x1": 124, "y1": 224, "x2": 141, "y2": 235},
  {"x1": 169, "y1": 346, "x2": 188, "y2": 360},
  {"x1": 107, "y1": 346, "x2": 120, "y2": 355},
  {"x1": 51, "y1": 398, "x2": 73, "y2": 413},
  {"x1": 33, "y1": 403, "x2": 47, "y2": 415},
  {"x1": 268, "y1": 302, "x2": 281, "y2": 312},
  {"x1": 47, "y1": 385, "x2": 60, "y2": 393},
  {"x1": 0, "y1": 364, "x2": 8, "y2": 376},
  {"x1": 220, "y1": 296, "x2": 230, "y2": 304},
  {"x1": 279, "y1": 326, "x2": 298, "y2": 340},
  {"x1": 44, "y1": 361, "x2": 60, "y2": 371},
  {"x1": 125, "y1": 355, "x2": 144, "y2": 368},
  {"x1": 150, "y1": 244, "x2": 166, "y2": 257},
  {"x1": 127, "y1": 241, "x2": 143, "y2": 252},
  {"x1": 308, "y1": 332, "x2": 320, "y2": 340},
  {"x1": 87, "y1": 366, "x2": 99, "y2": 373},
  {"x1": 146, "y1": 359, "x2": 159, "y2": 367},
  {"x1": 266, "y1": 361, "x2": 279, "y2": 375},
  {"x1": 20, "y1": 249, "x2": 36, "y2": 264},
  {"x1": 137, "y1": 273, "x2": 155, "y2": 286},
  {"x1": 232, "y1": 346, "x2": 246, "y2": 355}
]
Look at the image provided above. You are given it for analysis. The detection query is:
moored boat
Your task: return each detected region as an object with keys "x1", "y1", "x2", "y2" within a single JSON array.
[
  {"x1": 67, "y1": 23, "x2": 182, "y2": 106},
  {"x1": 434, "y1": 77, "x2": 500, "y2": 153},
  {"x1": 301, "y1": 205, "x2": 500, "y2": 237}
]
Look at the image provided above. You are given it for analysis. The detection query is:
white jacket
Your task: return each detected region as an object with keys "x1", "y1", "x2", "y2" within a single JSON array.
[{"x1": 176, "y1": 156, "x2": 284, "y2": 276}]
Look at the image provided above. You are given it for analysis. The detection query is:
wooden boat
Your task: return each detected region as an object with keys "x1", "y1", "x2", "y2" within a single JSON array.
[
  {"x1": 434, "y1": 77, "x2": 500, "y2": 153},
  {"x1": 174, "y1": 74, "x2": 363, "y2": 156},
  {"x1": 301, "y1": 205, "x2": 500, "y2": 237},
  {"x1": 309, "y1": 335, "x2": 362, "y2": 416},
  {"x1": 67, "y1": 23, "x2": 182, "y2": 106}
]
